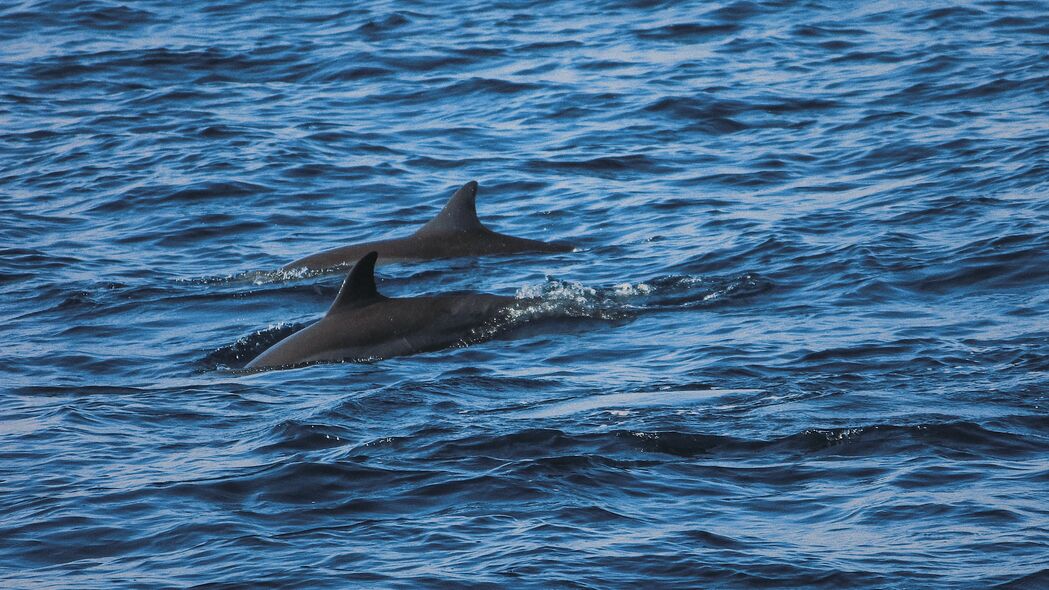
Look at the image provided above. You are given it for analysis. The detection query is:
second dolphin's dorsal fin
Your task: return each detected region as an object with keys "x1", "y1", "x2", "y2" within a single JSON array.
[
  {"x1": 328, "y1": 251, "x2": 385, "y2": 314},
  {"x1": 415, "y1": 180, "x2": 485, "y2": 236}
]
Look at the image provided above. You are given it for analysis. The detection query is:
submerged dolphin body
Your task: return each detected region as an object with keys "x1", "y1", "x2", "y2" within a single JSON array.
[
  {"x1": 282, "y1": 181, "x2": 573, "y2": 271},
  {"x1": 247, "y1": 252, "x2": 516, "y2": 369}
]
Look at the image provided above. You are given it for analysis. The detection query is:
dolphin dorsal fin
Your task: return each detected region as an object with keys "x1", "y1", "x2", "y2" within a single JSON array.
[
  {"x1": 415, "y1": 180, "x2": 485, "y2": 236},
  {"x1": 328, "y1": 251, "x2": 384, "y2": 314}
]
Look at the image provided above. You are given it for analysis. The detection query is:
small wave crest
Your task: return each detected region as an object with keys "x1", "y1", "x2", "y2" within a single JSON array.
[
  {"x1": 180, "y1": 264, "x2": 344, "y2": 288},
  {"x1": 512, "y1": 272, "x2": 771, "y2": 317},
  {"x1": 203, "y1": 322, "x2": 304, "y2": 370}
]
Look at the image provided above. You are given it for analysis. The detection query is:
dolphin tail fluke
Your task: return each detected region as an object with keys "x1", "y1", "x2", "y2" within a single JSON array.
[{"x1": 328, "y1": 251, "x2": 384, "y2": 313}]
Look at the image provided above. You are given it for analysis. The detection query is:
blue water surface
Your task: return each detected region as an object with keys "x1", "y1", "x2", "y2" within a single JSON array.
[{"x1": 2, "y1": 0, "x2": 1048, "y2": 587}]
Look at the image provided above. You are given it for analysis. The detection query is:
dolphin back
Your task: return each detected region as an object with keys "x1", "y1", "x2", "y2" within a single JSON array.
[{"x1": 280, "y1": 180, "x2": 573, "y2": 271}]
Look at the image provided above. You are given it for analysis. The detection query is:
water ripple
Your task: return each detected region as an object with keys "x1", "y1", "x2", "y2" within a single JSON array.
[{"x1": 2, "y1": 0, "x2": 1048, "y2": 587}]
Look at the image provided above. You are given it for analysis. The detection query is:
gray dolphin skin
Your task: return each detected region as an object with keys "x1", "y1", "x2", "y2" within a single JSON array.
[
  {"x1": 247, "y1": 251, "x2": 517, "y2": 369},
  {"x1": 282, "y1": 180, "x2": 573, "y2": 271}
]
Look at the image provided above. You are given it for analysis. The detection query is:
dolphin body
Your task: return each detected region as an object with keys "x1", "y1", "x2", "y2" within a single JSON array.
[
  {"x1": 282, "y1": 180, "x2": 573, "y2": 272},
  {"x1": 247, "y1": 251, "x2": 517, "y2": 369}
]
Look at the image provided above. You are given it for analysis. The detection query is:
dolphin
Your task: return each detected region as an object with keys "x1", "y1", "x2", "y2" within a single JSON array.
[
  {"x1": 247, "y1": 251, "x2": 518, "y2": 369},
  {"x1": 281, "y1": 180, "x2": 573, "y2": 271}
]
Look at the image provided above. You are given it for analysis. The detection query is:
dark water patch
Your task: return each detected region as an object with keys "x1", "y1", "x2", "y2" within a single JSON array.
[
  {"x1": 897, "y1": 233, "x2": 1049, "y2": 295},
  {"x1": 515, "y1": 39, "x2": 585, "y2": 52},
  {"x1": 91, "y1": 180, "x2": 273, "y2": 215},
  {"x1": 527, "y1": 154, "x2": 671, "y2": 176},
  {"x1": 643, "y1": 95, "x2": 747, "y2": 120},
  {"x1": 791, "y1": 24, "x2": 870, "y2": 38},
  {"x1": 409, "y1": 420, "x2": 1049, "y2": 465},
  {"x1": 374, "y1": 52, "x2": 478, "y2": 73},
  {"x1": 634, "y1": 22, "x2": 742, "y2": 41},
  {"x1": 311, "y1": 65, "x2": 394, "y2": 83},
  {"x1": 995, "y1": 568, "x2": 1049, "y2": 589},
  {"x1": 830, "y1": 50, "x2": 910, "y2": 64},
  {"x1": 441, "y1": 77, "x2": 543, "y2": 97},
  {"x1": 355, "y1": 13, "x2": 412, "y2": 36},
  {"x1": 74, "y1": 4, "x2": 158, "y2": 30},
  {"x1": 706, "y1": 1, "x2": 765, "y2": 22},
  {"x1": 911, "y1": 5, "x2": 987, "y2": 28}
]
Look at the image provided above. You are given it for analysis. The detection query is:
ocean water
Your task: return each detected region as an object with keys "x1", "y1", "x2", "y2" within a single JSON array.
[{"x1": 2, "y1": 0, "x2": 1048, "y2": 587}]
